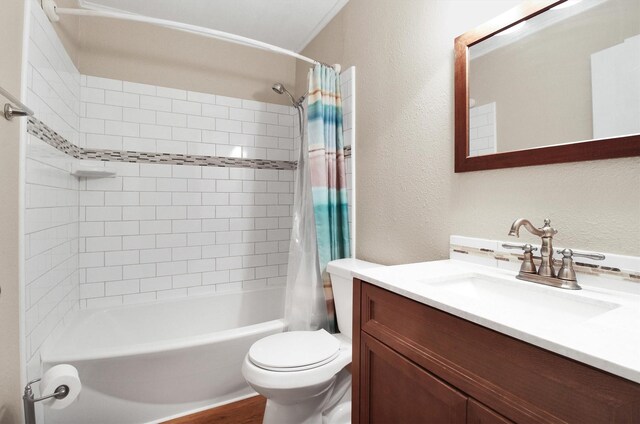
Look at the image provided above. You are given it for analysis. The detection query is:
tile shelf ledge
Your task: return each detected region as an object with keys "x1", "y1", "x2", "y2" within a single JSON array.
[{"x1": 70, "y1": 165, "x2": 117, "y2": 178}]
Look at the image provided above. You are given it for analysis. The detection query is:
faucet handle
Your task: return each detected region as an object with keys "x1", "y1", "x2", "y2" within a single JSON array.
[
  {"x1": 502, "y1": 243, "x2": 537, "y2": 253},
  {"x1": 502, "y1": 243, "x2": 537, "y2": 274},
  {"x1": 556, "y1": 248, "x2": 605, "y2": 261},
  {"x1": 557, "y1": 249, "x2": 605, "y2": 282}
]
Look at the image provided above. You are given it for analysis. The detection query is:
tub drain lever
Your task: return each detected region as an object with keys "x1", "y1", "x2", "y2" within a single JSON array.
[{"x1": 23, "y1": 378, "x2": 69, "y2": 424}]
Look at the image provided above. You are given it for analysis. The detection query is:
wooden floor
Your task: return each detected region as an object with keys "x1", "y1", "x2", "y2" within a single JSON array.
[{"x1": 163, "y1": 396, "x2": 266, "y2": 424}]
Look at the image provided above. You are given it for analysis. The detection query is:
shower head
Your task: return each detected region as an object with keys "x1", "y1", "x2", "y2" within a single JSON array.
[
  {"x1": 272, "y1": 82, "x2": 299, "y2": 107},
  {"x1": 272, "y1": 83, "x2": 285, "y2": 95}
]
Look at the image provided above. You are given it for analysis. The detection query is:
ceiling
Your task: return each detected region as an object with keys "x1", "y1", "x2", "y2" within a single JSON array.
[{"x1": 78, "y1": 0, "x2": 349, "y2": 53}]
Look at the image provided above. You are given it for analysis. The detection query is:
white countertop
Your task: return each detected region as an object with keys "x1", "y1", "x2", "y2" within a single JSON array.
[{"x1": 353, "y1": 260, "x2": 640, "y2": 384}]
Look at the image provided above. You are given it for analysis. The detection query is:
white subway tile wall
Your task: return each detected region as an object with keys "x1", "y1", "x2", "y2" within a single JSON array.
[
  {"x1": 79, "y1": 76, "x2": 295, "y2": 161},
  {"x1": 77, "y1": 162, "x2": 294, "y2": 306},
  {"x1": 469, "y1": 102, "x2": 497, "y2": 157},
  {"x1": 24, "y1": 0, "x2": 81, "y2": 383},
  {"x1": 75, "y1": 75, "x2": 298, "y2": 306},
  {"x1": 27, "y1": 4, "x2": 80, "y2": 147}
]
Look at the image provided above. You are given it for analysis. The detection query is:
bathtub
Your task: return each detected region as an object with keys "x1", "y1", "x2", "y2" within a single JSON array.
[{"x1": 40, "y1": 287, "x2": 285, "y2": 424}]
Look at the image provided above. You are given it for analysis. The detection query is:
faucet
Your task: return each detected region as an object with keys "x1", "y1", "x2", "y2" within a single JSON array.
[
  {"x1": 508, "y1": 218, "x2": 557, "y2": 277},
  {"x1": 505, "y1": 218, "x2": 604, "y2": 290}
]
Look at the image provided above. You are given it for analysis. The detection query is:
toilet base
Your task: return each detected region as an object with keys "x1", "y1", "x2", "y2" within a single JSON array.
[{"x1": 261, "y1": 369, "x2": 351, "y2": 424}]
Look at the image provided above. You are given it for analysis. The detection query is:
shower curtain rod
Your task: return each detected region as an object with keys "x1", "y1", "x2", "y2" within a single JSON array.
[{"x1": 43, "y1": 0, "x2": 327, "y2": 67}]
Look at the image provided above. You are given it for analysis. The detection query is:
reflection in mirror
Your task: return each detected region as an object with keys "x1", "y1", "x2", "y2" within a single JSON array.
[{"x1": 467, "y1": 0, "x2": 640, "y2": 157}]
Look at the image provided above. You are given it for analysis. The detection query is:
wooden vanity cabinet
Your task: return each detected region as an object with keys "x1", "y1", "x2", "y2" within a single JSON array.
[
  {"x1": 361, "y1": 333, "x2": 468, "y2": 423},
  {"x1": 352, "y1": 279, "x2": 640, "y2": 424}
]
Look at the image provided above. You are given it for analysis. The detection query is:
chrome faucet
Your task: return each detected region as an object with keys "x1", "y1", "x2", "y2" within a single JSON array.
[
  {"x1": 506, "y1": 218, "x2": 605, "y2": 290},
  {"x1": 508, "y1": 218, "x2": 557, "y2": 277}
]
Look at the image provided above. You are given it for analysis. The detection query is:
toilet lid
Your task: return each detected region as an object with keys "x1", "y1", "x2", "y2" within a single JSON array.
[{"x1": 249, "y1": 329, "x2": 341, "y2": 371}]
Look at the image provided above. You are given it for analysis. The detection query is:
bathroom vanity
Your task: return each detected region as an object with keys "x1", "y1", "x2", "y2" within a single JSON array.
[{"x1": 351, "y1": 261, "x2": 640, "y2": 423}]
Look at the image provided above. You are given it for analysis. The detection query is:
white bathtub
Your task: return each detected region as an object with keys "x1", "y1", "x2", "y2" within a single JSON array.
[{"x1": 41, "y1": 287, "x2": 285, "y2": 424}]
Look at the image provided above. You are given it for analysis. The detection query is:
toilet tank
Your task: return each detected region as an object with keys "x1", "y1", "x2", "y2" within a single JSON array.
[{"x1": 327, "y1": 259, "x2": 383, "y2": 340}]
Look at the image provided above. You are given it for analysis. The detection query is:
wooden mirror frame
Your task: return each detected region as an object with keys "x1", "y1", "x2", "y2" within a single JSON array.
[{"x1": 454, "y1": 0, "x2": 640, "y2": 173}]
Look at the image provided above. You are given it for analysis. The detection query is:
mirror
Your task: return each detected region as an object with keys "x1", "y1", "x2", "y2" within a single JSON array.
[{"x1": 454, "y1": 0, "x2": 640, "y2": 172}]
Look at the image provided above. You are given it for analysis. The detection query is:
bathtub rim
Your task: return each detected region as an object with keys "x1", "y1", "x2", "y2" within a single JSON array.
[{"x1": 41, "y1": 287, "x2": 286, "y2": 364}]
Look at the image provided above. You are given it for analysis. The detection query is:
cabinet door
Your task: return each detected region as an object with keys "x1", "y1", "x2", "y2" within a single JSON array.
[
  {"x1": 360, "y1": 333, "x2": 467, "y2": 424},
  {"x1": 468, "y1": 399, "x2": 513, "y2": 424}
]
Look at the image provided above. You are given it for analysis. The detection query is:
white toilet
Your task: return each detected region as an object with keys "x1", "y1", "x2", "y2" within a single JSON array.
[{"x1": 242, "y1": 258, "x2": 382, "y2": 424}]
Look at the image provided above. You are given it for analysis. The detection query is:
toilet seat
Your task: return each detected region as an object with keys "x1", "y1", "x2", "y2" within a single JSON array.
[
  {"x1": 249, "y1": 330, "x2": 341, "y2": 372},
  {"x1": 242, "y1": 333, "x2": 352, "y2": 391}
]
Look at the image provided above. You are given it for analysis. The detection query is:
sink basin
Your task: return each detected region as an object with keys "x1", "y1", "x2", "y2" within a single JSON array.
[{"x1": 424, "y1": 273, "x2": 621, "y2": 327}]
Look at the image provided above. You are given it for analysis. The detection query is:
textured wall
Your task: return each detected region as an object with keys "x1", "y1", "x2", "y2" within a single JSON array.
[
  {"x1": 49, "y1": 0, "x2": 296, "y2": 106},
  {"x1": 297, "y1": 0, "x2": 640, "y2": 264},
  {"x1": 0, "y1": 1, "x2": 25, "y2": 422},
  {"x1": 51, "y1": 0, "x2": 80, "y2": 66},
  {"x1": 73, "y1": 16, "x2": 296, "y2": 106}
]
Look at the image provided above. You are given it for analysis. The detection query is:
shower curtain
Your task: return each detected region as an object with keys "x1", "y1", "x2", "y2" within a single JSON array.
[
  {"x1": 283, "y1": 102, "x2": 328, "y2": 332},
  {"x1": 307, "y1": 64, "x2": 351, "y2": 333},
  {"x1": 283, "y1": 64, "x2": 350, "y2": 333}
]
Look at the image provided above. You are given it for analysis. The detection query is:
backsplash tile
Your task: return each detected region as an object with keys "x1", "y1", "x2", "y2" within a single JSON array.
[{"x1": 450, "y1": 235, "x2": 640, "y2": 283}]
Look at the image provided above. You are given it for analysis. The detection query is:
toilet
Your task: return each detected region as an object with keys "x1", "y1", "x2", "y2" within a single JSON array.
[{"x1": 242, "y1": 258, "x2": 382, "y2": 424}]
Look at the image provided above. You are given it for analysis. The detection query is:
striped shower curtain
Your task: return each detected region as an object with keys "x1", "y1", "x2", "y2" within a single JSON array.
[{"x1": 307, "y1": 64, "x2": 351, "y2": 333}]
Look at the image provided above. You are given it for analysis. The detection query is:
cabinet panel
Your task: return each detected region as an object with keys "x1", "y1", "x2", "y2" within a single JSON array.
[
  {"x1": 356, "y1": 280, "x2": 640, "y2": 423},
  {"x1": 360, "y1": 333, "x2": 467, "y2": 424},
  {"x1": 468, "y1": 399, "x2": 513, "y2": 424}
]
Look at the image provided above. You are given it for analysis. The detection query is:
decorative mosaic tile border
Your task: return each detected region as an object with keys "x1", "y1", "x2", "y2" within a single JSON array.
[
  {"x1": 450, "y1": 244, "x2": 640, "y2": 283},
  {"x1": 28, "y1": 117, "x2": 297, "y2": 170},
  {"x1": 28, "y1": 116, "x2": 352, "y2": 168},
  {"x1": 80, "y1": 148, "x2": 297, "y2": 169},
  {"x1": 27, "y1": 116, "x2": 82, "y2": 158}
]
